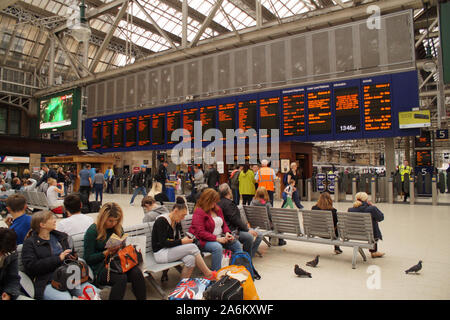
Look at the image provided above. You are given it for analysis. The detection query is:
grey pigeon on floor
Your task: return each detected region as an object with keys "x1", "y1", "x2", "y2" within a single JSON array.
[
  {"x1": 405, "y1": 260, "x2": 422, "y2": 274},
  {"x1": 294, "y1": 265, "x2": 312, "y2": 278},
  {"x1": 306, "y1": 255, "x2": 320, "y2": 267}
]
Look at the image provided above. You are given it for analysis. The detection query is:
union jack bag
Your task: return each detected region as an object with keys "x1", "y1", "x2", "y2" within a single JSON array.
[{"x1": 168, "y1": 278, "x2": 212, "y2": 300}]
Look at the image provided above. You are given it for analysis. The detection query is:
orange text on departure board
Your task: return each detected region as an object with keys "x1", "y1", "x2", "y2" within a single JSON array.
[
  {"x1": 283, "y1": 94, "x2": 305, "y2": 136},
  {"x1": 363, "y1": 83, "x2": 392, "y2": 131}
]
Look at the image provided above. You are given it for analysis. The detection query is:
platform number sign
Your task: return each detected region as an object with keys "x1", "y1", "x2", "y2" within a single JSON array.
[{"x1": 436, "y1": 129, "x2": 448, "y2": 141}]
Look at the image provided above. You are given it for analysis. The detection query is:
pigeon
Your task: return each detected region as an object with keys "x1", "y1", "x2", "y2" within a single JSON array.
[
  {"x1": 306, "y1": 255, "x2": 320, "y2": 267},
  {"x1": 294, "y1": 265, "x2": 312, "y2": 278},
  {"x1": 405, "y1": 260, "x2": 422, "y2": 274}
]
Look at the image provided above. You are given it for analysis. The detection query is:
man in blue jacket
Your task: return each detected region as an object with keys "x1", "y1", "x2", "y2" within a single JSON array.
[{"x1": 4, "y1": 194, "x2": 31, "y2": 245}]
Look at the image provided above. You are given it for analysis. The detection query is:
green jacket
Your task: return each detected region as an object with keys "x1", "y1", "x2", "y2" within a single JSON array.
[
  {"x1": 239, "y1": 170, "x2": 256, "y2": 195},
  {"x1": 83, "y1": 223, "x2": 123, "y2": 278}
]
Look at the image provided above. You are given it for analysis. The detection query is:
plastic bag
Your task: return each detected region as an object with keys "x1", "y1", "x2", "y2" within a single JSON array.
[
  {"x1": 75, "y1": 285, "x2": 101, "y2": 300},
  {"x1": 221, "y1": 249, "x2": 232, "y2": 268}
]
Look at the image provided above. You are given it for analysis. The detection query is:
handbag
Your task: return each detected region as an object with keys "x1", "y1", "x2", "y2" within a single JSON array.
[
  {"x1": 51, "y1": 259, "x2": 90, "y2": 291},
  {"x1": 217, "y1": 265, "x2": 260, "y2": 300},
  {"x1": 203, "y1": 275, "x2": 243, "y2": 300},
  {"x1": 105, "y1": 245, "x2": 143, "y2": 282}
]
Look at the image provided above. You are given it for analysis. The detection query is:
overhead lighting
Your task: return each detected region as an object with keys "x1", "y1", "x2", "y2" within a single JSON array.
[{"x1": 71, "y1": 0, "x2": 91, "y2": 43}]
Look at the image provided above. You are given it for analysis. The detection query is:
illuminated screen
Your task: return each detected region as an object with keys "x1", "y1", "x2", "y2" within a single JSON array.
[
  {"x1": 167, "y1": 110, "x2": 181, "y2": 144},
  {"x1": 39, "y1": 92, "x2": 74, "y2": 130},
  {"x1": 102, "y1": 120, "x2": 113, "y2": 149},
  {"x1": 218, "y1": 103, "x2": 236, "y2": 140},
  {"x1": 259, "y1": 97, "x2": 280, "y2": 138},
  {"x1": 183, "y1": 108, "x2": 198, "y2": 142},
  {"x1": 138, "y1": 115, "x2": 151, "y2": 146},
  {"x1": 307, "y1": 90, "x2": 332, "y2": 135},
  {"x1": 334, "y1": 86, "x2": 361, "y2": 133},
  {"x1": 282, "y1": 92, "x2": 305, "y2": 136},
  {"x1": 152, "y1": 113, "x2": 165, "y2": 145},
  {"x1": 416, "y1": 150, "x2": 432, "y2": 166},
  {"x1": 125, "y1": 117, "x2": 137, "y2": 147},
  {"x1": 415, "y1": 131, "x2": 431, "y2": 148},
  {"x1": 113, "y1": 119, "x2": 124, "y2": 148},
  {"x1": 363, "y1": 83, "x2": 392, "y2": 131},
  {"x1": 92, "y1": 122, "x2": 101, "y2": 149},
  {"x1": 200, "y1": 105, "x2": 216, "y2": 141},
  {"x1": 238, "y1": 100, "x2": 257, "y2": 138}
]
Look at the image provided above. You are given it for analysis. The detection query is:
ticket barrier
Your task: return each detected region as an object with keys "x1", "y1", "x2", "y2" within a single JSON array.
[
  {"x1": 409, "y1": 175, "x2": 415, "y2": 205},
  {"x1": 306, "y1": 178, "x2": 320, "y2": 202}
]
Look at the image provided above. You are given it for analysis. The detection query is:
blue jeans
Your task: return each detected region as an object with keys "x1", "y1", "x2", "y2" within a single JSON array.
[
  {"x1": 94, "y1": 184, "x2": 103, "y2": 202},
  {"x1": 130, "y1": 186, "x2": 147, "y2": 204},
  {"x1": 202, "y1": 240, "x2": 242, "y2": 271},
  {"x1": 238, "y1": 230, "x2": 263, "y2": 258},
  {"x1": 43, "y1": 282, "x2": 100, "y2": 300},
  {"x1": 232, "y1": 188, "x2": 240, "y2": 205}
]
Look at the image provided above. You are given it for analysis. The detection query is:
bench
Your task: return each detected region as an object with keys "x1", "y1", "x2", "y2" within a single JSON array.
[
  {"x1": 242, "y1": 205, "x2": 273, "y2": 247},
  {"x1": 16, "y1": 244, "x2": 35, "y2": 299},
  {"x1": 163, "y1": 201, "x2": 195, "y2": 214},
  {"x1": 19, "y1": 190, "x2": 51, "y2": 211}
]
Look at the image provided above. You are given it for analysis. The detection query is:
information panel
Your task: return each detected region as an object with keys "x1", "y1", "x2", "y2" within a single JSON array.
[
  {"x1": 167, "y1": 110, "x2": 181, "y2": 144},
  {"x1": 92, "y1": 122, "x2": 101, "y2": 149},
  {"x1": 334, "y1": 86, "x2": 361, "y2": 133},
  {"x1": 307, "y1": 89, "x2": 332, "y2": 135},
  {"x1": 282, "y1": 91, "x2": 305, "y2": 137},
  {"x1": 152, "y1": 113, "x2": 165, "y2": 145},
  {"x1": 238, "y1": 100, "x2": 257, "y2": 137},
  {"x1": 218, "y1": 103, "x2": 236, "y2": 140},
  {"x1": 200, "y1": 105, "x2": 217, "y2": 141},
  {"x1": 183, "y1": 108, "x2": 198, "y2": 142},
  {"x1": 259, "y1": 97, "x2": 280, "y2": 138},
  {"x1": 138, "y1": 115, "x2": 151, "y2": 146},
  {"x1": 113, "y1": 118, "x2": 124, "y2": 148},
  {"x1": 125, "y1": 117, "x2": 137, "y2": 147},
  {"x1": 102, "y1": 120, "x2": 113, "y2": 149},
  {"x1": 416, "y1": 150, "x2": 432, "y2": 166},
  {"x1": 363, "y1": 83, "x2": 392, "y2": 131},
  {"x1": 415, "y1": 130, "x2": 431, "y2": 148}
]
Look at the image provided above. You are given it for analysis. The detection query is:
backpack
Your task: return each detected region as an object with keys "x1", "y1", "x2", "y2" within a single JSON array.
[
  {"x1": 230, "y1": 251, "x2": 261, "y2": 280},
  {"x1": 230, "y1": 170, "x2": 239, "y2": 188}
]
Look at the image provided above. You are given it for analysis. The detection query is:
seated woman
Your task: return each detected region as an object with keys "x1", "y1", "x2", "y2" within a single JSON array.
[
  {"x1": 83, "y1": 202, "x2": 147, "y2": 300},
  {"x1": 312, "y1": 192, "x2": 342, "y2": 254},
  {"x1": 148, "y1": 182, "x2": 169, "y2": 205},
  {"x1": 21, "y1": 211, "x2": 100, "y2": 300},
  {"x1": 152, "y1": 197, "x2": 216, "y2": 280},
  {"x1": 189, "y1": 188, "x2": 242, "y2": 271},
  {"x1": 46, "y1": 178, "x2": 64, "y2": 209},
  {"x1": 217, "y1": 183, "x2": 263, "y2": 258},
  {"x1": 348, "y1": 192, "x2": 385, "y2": 258},
  {"x1": 141, "y1": 195, "x2": 169, "y2": 223}
]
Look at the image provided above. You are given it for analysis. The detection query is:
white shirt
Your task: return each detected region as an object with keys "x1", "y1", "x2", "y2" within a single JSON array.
[
  {"x1": 56, "y1": 214, "x2": 94, "y2": 236},
  {"x1": 212, "y1": 215, "x2": 223, "y2": 236},
  {"x1": 46, "y1": 185, "x2": 62, "y2": 207}
]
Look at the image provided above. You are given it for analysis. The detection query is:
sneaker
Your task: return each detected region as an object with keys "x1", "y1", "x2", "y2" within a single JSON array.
[
  {"x1": 278, "y1": 239, "x2": 287, "y2": 246},
  {"x1": 371, "y1": 252, "x2": 385, "y2": 258},
  {"x1": 204, "y1": 271, "x2": 217, "y2": 281},
  {"x1": 334, "y1": 248, "x2": 343, "y2": 255},
  {"x1": 130, "y1": 203, "x2": 134, "y2": 206}
]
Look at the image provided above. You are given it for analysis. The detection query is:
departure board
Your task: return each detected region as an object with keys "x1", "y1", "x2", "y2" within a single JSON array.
[
  {"x1": 259, "y1": 97, "x2": 280, "y2": 138},
  {"x1": 138, "y1": 115, "x2": 151, "y2": 146},
  {"x1": 102, "y1": 120, "x2": 113, "y2": 149},
  {"x1": 238, "y1": 100, "x2": 257, "y2": 138},
  {"x1": 125, "y1": 117, "x2": 137, "y2": 147},
  {"x1": 218, "y1": 103, "x2": 236, "y2": 140},
  {"x1": 363, "y1": 83, "x2": 392, "y2": 131},
  {"x1": 307, "y1": 89, "x2": 332, "y2": 135},
  {"x1": 416, "y1": 150, "x2": 432, "y2": 166},
  {"x1": 200, "y1": 105, "x2": 217, "y2": 140},
  {"x1": 334, "y1": 86, "x2": 361, "y2": 133},
  {"x1": 183, "y1": 108, "x2": 198, "y2": 142},
  {"x1": 167, "y1": 110, "x2": 181, "y2": 144},
  {"x1": 415, "y1": 130, "x2": 431, "y2": 148},
  {"x1": 152, "y1": 113, "x2": 165, "y2": 145},
  {"x1": 92, "y1": 122, "x2": 101, "y2": 149},
  {"x1": 282, "y1": 92, "x2": 305, "y2": 136},
  {"x1": 113, "y1": 118, "x2": 124, "y2": 148}
]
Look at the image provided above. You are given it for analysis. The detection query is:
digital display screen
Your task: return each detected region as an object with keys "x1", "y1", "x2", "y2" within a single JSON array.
[
  {"x1": 125, "y1": 117, "x2": 137, "y2": 147},
  {"x1": 39, "y1": 92, "x2": 73, "y2": 130},
  {"x1": 363, "y1": 83, "x2": 392, "y2": 131},
  {"x1": 334, "y1": 86, "x2": 361, "y2": 133},
  {"x1": 102, "y1": 120, "x2": 113, "y2": 149},
  {"x1": 113, "y1": 118, "x2": 124, "y2": 148},
  {"x1": 282, "y1": 92, "x2": 305, "y2": 136},
  {"x1": 416, "y1": 150, "x2": 432, "y2": 166},
  {"x1": 200, "y1": 105, "x2": 217, "y2": 141},
  {"x1": 152, "y1": 113, "x2": 165, "y2": 145},
  {"x1": 183, "y1": 108, "x2": 198, "y2": 142},
  {"x1": 415, "y1": 130, "x2": 431, "y2": 148},
  {"x1": 307, "y1": 89, "x2": 332, "y2": 135},
  {"x1": 167, "y1": 110, "x2": 181, "y2": 144},
  {"x1": 259, "y1": 97, "x2": 280, "y2": 138},
  {"x1": 138, "y1": 115, "x2": 151, "y2": 146},
  {"x1": 92, "y1": 122, "x2": 101, "y2": 149},
  {"x1": 218, "y1": 103, "x2": 236, "y2": 140},
  {"x1": 238, "y1": 100, "x2": 257, "y2": 138}
]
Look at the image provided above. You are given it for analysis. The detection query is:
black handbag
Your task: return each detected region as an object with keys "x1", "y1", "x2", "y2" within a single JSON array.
[
  {"x1": 51, "y1": 259, "x2": 90, "y2": 291},
  {"x1": 203, "y1": 275, "x2": 243, "y2": 300}
]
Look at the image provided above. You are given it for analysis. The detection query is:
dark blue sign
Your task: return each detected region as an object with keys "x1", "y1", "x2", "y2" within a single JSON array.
[{"x1": 436, "y1": 129, "x2": 449, "y2": 141}]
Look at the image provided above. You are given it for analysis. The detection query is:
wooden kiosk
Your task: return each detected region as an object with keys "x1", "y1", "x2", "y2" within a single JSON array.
[{"x1": 44, "y1": 155, "x2": 116, "y2": 192}]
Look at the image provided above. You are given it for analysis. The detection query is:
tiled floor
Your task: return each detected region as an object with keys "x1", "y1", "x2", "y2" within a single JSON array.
[{"x1": 3, "y1": 192, "x2": 450, "y2": 300}]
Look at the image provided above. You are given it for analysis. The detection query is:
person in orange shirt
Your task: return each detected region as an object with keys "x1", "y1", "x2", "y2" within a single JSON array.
[{"x1": 255, "y1": 160, "x2": 277, "y2": 206}]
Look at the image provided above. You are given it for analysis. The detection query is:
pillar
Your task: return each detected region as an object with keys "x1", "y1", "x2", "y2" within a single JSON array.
[{"x1": 384, "y1": 138, "x2": 395, "y2": 176}]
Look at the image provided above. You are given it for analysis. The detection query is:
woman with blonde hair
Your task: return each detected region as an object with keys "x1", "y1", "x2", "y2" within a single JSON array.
[
  {"x1": 312, "y1": 192, "x2": 342, "y2": 254},
  {"x1": 189, "y1": 188, "x2": 242, "y2": 271},
  {"x1": 348, "y1": 192, "x2": 385, "y2": 258},
  {"x1": 250, "y1": 186, "x2": 271, "y2": 209},
  {"x1": 83, "y1": 202, "x2": 147, "y2": 300},
  {"x1": 21, "y1": 211, "x2": 99, "y2": 300}
]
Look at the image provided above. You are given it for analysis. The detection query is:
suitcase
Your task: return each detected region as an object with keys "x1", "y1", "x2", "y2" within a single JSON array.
[
  {"x1": 88, "y1": 201, "x2": 101, "y2": 213},
  {"x1": 203, "y1": 275, "x2": 243, "y2": 300}
]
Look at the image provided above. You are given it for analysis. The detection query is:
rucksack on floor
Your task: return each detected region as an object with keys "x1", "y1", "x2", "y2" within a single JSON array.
[{"x1": 230, "y1": 251, "x2": 261, "y2": 280}]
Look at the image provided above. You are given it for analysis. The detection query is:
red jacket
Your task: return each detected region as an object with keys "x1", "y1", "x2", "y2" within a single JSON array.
[{"x1": 189, "y1": 205, "x2": 231, "y2": 248}]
